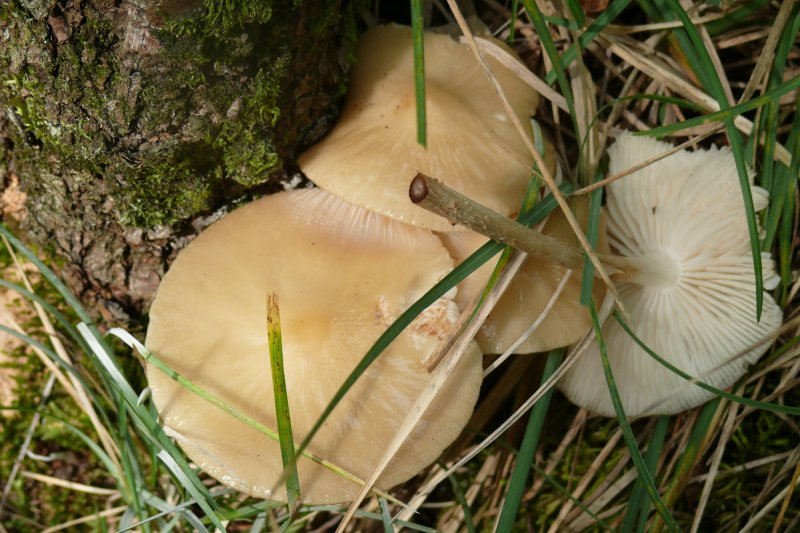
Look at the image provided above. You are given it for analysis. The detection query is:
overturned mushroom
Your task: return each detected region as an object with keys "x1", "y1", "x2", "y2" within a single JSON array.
[
  {"x1": 145, "y1": 188, "x2": 482, "y2": 503},
  {"x1": 299, "y1": 24, "x2": 549, "y2": 232},
  {"x1": 558, "y1": 133, "x2": 782, "y2": 417}
]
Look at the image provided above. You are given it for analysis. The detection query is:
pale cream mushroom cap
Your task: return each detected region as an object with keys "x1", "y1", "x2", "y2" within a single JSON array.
[
  {"x1": 145, "y1": 188, "x2": 482, "y2": 503},
  {"x1": 558, "y1": 133, "x2": 782, "y2": 417},
  {"x1": 298, "y1": 24, "x2": 543, "y2": 232},
  {"x1": 439, "y1": 197, "x2": 608, "y2": 354}
]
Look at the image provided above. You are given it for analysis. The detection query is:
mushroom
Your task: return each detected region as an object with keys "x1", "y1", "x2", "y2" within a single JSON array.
[
  {"x1": 439, "y1": 196, "x2": 608, "y2": 355},
  {"x1": 145, "y1": 188, "x2": 482, "y2": 503},
  {"x1": 557, "y1": 133, "x2": 782, "y2": 417},
  {"x1": 298, "y1": 24, "x2": 549, "y2": 232}
]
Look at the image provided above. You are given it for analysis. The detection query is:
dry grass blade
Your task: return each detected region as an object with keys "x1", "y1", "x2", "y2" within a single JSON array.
[
  {"x1": 574, "y1": 130, "x2": 717, "y2": 195},
  {"x1": 20, "y1": 471, "x2": 120, "y2": 496},
  {"x1": 472, "y1": 36, "x2": 569, "y2": 111},
  {"x1": 567, "y1": 467, "x2": 638, "y2": 530},
  {"x1": 739, "y1": 460, "x2": 800, "y2": 533},
  {"x1": 39, "y1": 506, "x2": 127, "y2": 533}
]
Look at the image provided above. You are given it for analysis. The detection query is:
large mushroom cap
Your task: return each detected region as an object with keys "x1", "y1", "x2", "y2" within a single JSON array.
[
  {"x1": 439, "y1": 197, "x2": 608, "y2": 355},
  {"x1": 558, "y1": 134, "x2": 782, "y2": 417},
  {"x1": 298, "y1": 24, "x2": 543, "y2": 232},
  {"x1": 145, "y1": 188, "x2": 482, "y2": 503}
]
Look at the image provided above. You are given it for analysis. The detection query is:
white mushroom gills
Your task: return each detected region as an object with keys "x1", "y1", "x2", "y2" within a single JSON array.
[{"x1": 558, "y1": 133, "x2": 783, "y2": 417}]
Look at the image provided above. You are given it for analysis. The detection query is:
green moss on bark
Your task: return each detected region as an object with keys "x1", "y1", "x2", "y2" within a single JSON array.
[{"x1": 0, "y1": 0, "x2": 361, "y2": 321}]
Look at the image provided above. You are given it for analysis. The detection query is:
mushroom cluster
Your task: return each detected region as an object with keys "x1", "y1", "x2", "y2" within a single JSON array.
[
  {"x1": 144, "y1": 23, "x2": 546, "y2": 504},
  {"x1": 145, "y1": 20, "x2": 782, "y2": 506}
]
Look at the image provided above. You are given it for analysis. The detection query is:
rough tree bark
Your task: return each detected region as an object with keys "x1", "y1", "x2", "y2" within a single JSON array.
[{"x1": 0, "y1": 0, "x2": 360, "y2": 326}]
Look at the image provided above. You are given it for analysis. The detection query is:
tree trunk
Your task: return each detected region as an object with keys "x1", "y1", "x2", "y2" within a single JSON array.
[{"x1": 0, "y1": 0, "x2": 359, "y2": 326}]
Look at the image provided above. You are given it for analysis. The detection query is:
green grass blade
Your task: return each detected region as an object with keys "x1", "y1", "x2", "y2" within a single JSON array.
[
  {"x1": 118, "y1": 408, "x2": 152, "y2": 533},
  {"x1": 495, "y1": 349, "x2": 564, "y2": 532},
  {"x1": 521, "y1": 0, "x2": 577, "y2": 126},
  {"x1": 635, "y1": 416, "x2": 669, "y2": 533},
  {"x1": 705, "y1": 0, "x2": 770, "y2": 35},
  {"x1": 0, "y1": 278, "x2": 89, "y2": 352},
  {"x1": 111, "y1": 329, "x2": 398, "y2": 503},
  {"x1": 589, "y1": 304, "x2": 679, "y2": 532},
  {"x1": 267, "y1": 293, "x2": 301, "y2": 511},
  {"x1": 659, "y1": 0, "x2": 764, "y2": 319},
  {"x1": 619, "y1": 416, "x2": 669, "y2": 533},
  {"x1": 652, "y1": 400, "x2": 719, "y2": 533},
  {"x1": 156, "y1": 450, "x2": 222, "y2": 532},
  {"x1": 638, "y1": 75, "x2": 800, "y2": 138},
  {"x1": 727, "y1": 127, "x2": 764, "y2": 320},
  {"x1": 564, "y1": 0, "x2": 585, "y2": 26},
  {"x1": 0, "y1": 225, "x2": 115, "y2": 352},
  {"x1": 778, "y1": 156, "x2": 797, "y2": 304},
  {"x1": 762, "y1": 95, "x2": 799, "y2": 300},
  {"x1": 80, "y1": 325, "x2": 226, "y2": 528},
  {"x1": 579, "y1": 185, "x2": 603, "y2": 306},
  {"x1": 543, "y1": 0, "x2": 633, "y2": 86},
  {"x1": 0, "y1": 224, "x2": 122, "y2": 400},
  {"x1": 411, "y1": 0, "x2": 426, "y2": 147},
  {"x1": 614, "y1": 312, "x2": 799, "y2": 416},
  {"x1": 446, "y1": 472, "x2": 476, "y2": 533},
  {"x1": 508, "y1": 0, "x2": 519, "y2": 43},
  {"x1": 378, "y1": 497, "x2": 394, "y2": 533}
]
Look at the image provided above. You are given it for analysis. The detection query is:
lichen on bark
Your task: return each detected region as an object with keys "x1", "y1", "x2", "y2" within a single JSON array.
[{"x1": 0, "y1": 0, "x2": 360, "y2": 324}]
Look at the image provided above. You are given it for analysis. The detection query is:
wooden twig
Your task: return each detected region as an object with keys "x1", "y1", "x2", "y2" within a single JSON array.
[{"x1": 409, "y1": 173, "x2": 584, "y2": 270}]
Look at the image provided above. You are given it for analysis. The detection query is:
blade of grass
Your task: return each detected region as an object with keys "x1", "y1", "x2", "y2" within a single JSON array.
[
  {"x1": 76, "y1": 324, "x2": 226, "y2": 529},
  {"x1": 528, "y1": 462, "x2": 616, "y2": 531},
  {"x1": 411, "y1": 0, "x2": 426, "y2": 147},
  {"x1": 447, "y1": 471, "x2": 476, "y2": 533},
  {"x1": 521, "y1": 0, "x2": 577, "y2": 126},
  {"x1": 619, "y1": 416, "x2": 669, "y2": 533},
  {"x1": 755, "y1": 2, "x2": 799, "y2": 196},
  {"x1": 638, "y1": 75, "x2": 800, "y2": 139},
  {"x1": 494, "y1": 349, "x2": 564, "y2": 533},
  {"x1": 705, "y1": 0, "x2": 770, "y2": 35},
  {"x1": 589, "y1": 303, "x2": 679, "y2": 532},
  {"x1": 378, "y1": 497, "x2": 395, "y2": 533},
  {"x1": 579, "y1": 185, "x2": 603, "y2": 306},
  {"x1": 507, "y1": 0, "x2": 519, "y2": 43},
  {"x1": 0, "y1": 225, "x2": 117, "y2": 359},
  {"x1": 542, "y1": 0, "x2": 634, "y2": 86},
  {"x1": 659, "y1": 0, "x2": 764, "y2": 319},
  {"x1": 651, "y1": 399, "x2": 720, "y2": 533},
  {"x1": 266, "y1": 293, "x2": 300, "y2": 512},
  {"x1": 0, "y1": 278, "x2": 88, "y2": 353}
]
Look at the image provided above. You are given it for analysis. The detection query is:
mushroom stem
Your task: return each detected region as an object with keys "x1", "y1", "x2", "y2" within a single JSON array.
[{"x1": 410, "y1": 173, "x2": 585, "y2": 271}]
